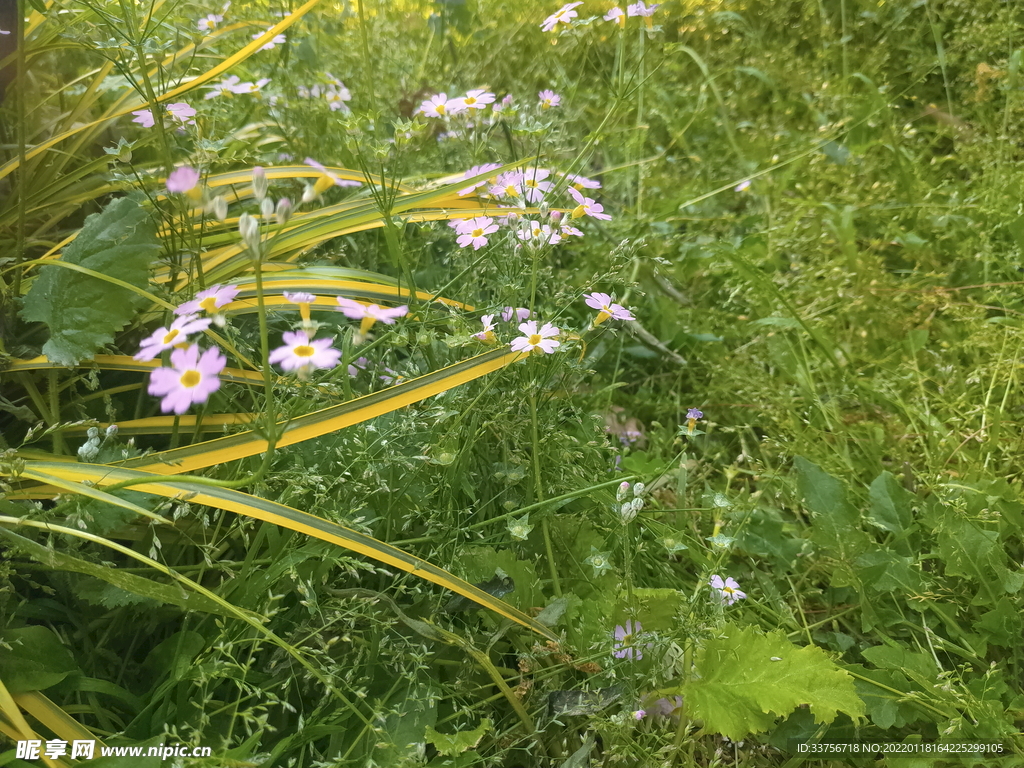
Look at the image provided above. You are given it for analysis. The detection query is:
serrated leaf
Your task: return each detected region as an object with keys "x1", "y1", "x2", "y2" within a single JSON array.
[
  {"x1": 425, "y1": 718, "x2": 491, "y2": 757},
  {"x1": 20, "y1": 197, "x2": 161, "y2": 366},
  {"x1": 686, "y1": 623, "x2": 864, "y2": 740}
]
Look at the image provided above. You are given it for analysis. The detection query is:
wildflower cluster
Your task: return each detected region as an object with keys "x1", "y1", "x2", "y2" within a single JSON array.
[
  {"x1": 616, "y1": 480, "x2": 645, "y2": 523},
  {"x1": 542, "y1": 1, "x2": 660, "y2": 32}
]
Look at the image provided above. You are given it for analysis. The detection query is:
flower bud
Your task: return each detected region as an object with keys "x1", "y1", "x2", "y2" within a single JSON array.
[
  {"x1": 619, "y1": 500, "x2": 638, "y2": 524},
  {"x1": 260, "y1": 197, "x2": 275, "y2": 220},
  {"x1": 633, "y1": 482, "x2": 646, "y2": 498},
  {"x1": 206, "y1": 195, "x2": 228, "y2": 221},
  {"x1": 549, "y1": 210, "x2": 562, "y2": 222},
  {"x1": 616, "y1": 481, "x2": 631, "y2": 503},
  {"x1": 105, "y1": 425, "x2": 118, "y2": 437},
  {"x1": 238, "y1": 212, "x2": 260, "y2": 252},
  {"x1": 301, "y1": 183, "x2": 317, "y2": 203},
  {"x1": 275, "y1": 197, "x2": 293, "y2": 225},
  {"x1": 252, "y1": 165, "x2": 268, "y2": 201}
]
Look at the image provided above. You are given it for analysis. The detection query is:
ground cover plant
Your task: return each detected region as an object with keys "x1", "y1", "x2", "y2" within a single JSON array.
[{"x1": 1, "y1": 0, "x2": 1023, "y2": 766}]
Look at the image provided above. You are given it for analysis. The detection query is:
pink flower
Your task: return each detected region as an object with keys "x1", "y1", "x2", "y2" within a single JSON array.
[
  {"x1": 325, "y1": 85, "x2": 351, "y2": 111},
  {"x1": 166, "y1": 166, "x2": 200, "y2": 195},
  {"x1": 511, "y1": 320, "x2": 560, "y2": 354},
  {"x1": 538, "y1": 89, "x2": 561, "y2": 109},
  {"x1": 166, "y1": 102, "x2": 196, "y2": 125},
  {"x1": 604, "y1": 7, "x2": 626, "y2": 25},
  {"x1": 134, "y1": 314, "x2": 211, "y2": 361},
  {"x1": 493, "y1": 94, "x2": 514, "y2": 113},
  {"x1": 284, "y1": 291, "x2": 316, "y2": 305},
  {"x1": 269, "y1": 330, "x2": 341, "y2": 372},
  {"x1": 198, "y1": 13, "x2": 223, "y2": 32},
  {"x1": 517, "y1": 219, "x2": 562, "y2": 245},
  {"x1": 418, "y1": 93, "x2": 466, "y2": 118},
  {"x1": 560, "y1": 224, "x2": 585, "y2": 238},
  {"x1": 253, "y1": 31, "x2": 286, "y2": 50},
  {"x1": 175, "y1": 284, "x2": 240, "y2": 316},
  {"x1": 540, "y1": 2, "x2": 583, "y2": 32},
  {"x1": 613, "y1": 620, "x2": 644, "y2": 660},
  {"x1": 148, "y1": 344, "x2": 226, "y2": 414},
  {"x1": 627, "y1": 1, "x2": 659, "y2": 16},
  {"x1": 336, "y1": 298, "x2": 408, "y2": 338},
  {"x1": 457, "y1": 163, "x2": 503, "y2": 196},
  {"x1": 502, "y1": 307, "x2": 532, "y2": 323},
  {"x1": 131, "y1": 109, "x2": 155, "y2": 128},
  {"x1": 460, "y1": 89, "x2": 495, "y2": 110},
  {"x1": 472, "y1": 314, "x2": 497, "y2": 343},
  {"x1": 347, "y1": 356, "x2": 368, "y2": 377},
  {"x1": 734, "y1": 179, "x2": 751, "y2": 192},
  {"x1": 489, "y1": 170, "x2": 525, "y2": 200},
  {"x1": 709, "y1": 575, "x2": 746, "y2": 606},
  {"x1": 305, "y1": 157, "x2": 361, "y2": 193},
  {"x1": 584, "y1": 292, "x2": 634, "y2": 325},
  {"x1": 520, "y1": 168, "x2": 553, "y2": 203},
  {"x1": 566, "y1": 173, "x2": 601, "y2": 189},
  {"x1": 456, "y1": 216, "x2": 499, "y2": 250},
  {"x1": 205, "y1": 75, "x2": 242, "y2": 99},
  {"x1": 232, "y1": 78, "x2": 271, "y2": 94},
  {"x1": 569, "y1": 187, "x2": 612, "y2": 220}
]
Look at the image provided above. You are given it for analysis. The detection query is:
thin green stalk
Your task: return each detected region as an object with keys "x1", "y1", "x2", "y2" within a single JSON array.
[
  {"x1": 530, "y1": 392, "x2": 561, "y2": 596},
  {"x1": 11, "y1": 0, "x2": 28, "y2": 312}
]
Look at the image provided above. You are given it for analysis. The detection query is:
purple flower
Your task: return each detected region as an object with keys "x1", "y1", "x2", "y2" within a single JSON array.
[
  {"x1": 269, "y1": 330, "x2": 341, "y2": 372},
  {"x1": 538, "y1": 89, "x2": 561, "y2": 109},
  {"x1": 166, "y1": 166, "x2": 200, "y2": 195},
  {"x1": 148, "y1": 344, "x2": 226, "y2": 414},
  {"x1": 687, "y1": 408, "x2": 703, "y2": 421},
  {"x1": 584, "y1": 292, "x2": 634, "y2": 325},
  {"x1": 613, "y1": 619, "x2": 644, "y2": 660},
  {"x1": 336, "y1": 298, "x2": 408, "y2": 339},
  {"x1": 135, "y1": 314, "x2": 211, "y2": 361},
  {"x1": 709, "y1": 574, "x2": 746, "y2": 605},
  {"x1": 510, "y1": 321, "x2": 560, "y2": 355},
  {"x1": 175, "y1": 284, "x2": 240, "y2": 317},
  {"x1": 502, "y1": 307, "x2": 532, "y2": 323},
  {"x1": 569, "y1": 187, "x2": 612, "y2": 220}
]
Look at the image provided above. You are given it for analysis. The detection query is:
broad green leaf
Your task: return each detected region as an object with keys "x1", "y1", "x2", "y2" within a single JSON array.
[
  {"x1": 867, "y1": 471, "x2": 913, "y2": 534},
  {"x1": 0, "y1": 626, "x2": 78, "y2": 694},
  {"x1": 372, "y1": 681, "x2": 439, "y2": 764},
  {"x1": 976, "y1": 597, "x2": 1023, "y2": 648},
  {"x1": 20, "y1": 197, "x2": 161, "y2": 366},
  {"x1": 685, "y1": 623, "x2": 864, "y2": 740},
  {"x1": 425, "y1": 719, "x2": 492, "y2": 757},
  {"x1": 794, "y1": 456, "x2": 869, "y2": 558},
  {"x1": 860, "y1": 644, "x2": 937, "y2": 680}
]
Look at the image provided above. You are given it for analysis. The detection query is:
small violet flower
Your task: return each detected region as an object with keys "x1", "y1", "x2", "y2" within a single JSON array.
[
  {"x1": 511, "y1": 321, "x2": 560, "y2": 355},
  {"x1": 175, "y1": 284, "x2": 240, "y2": 317},
  {"x1": 166, "y1": 166, "x2": 201, "y2": 196},
  {"x1": 455, "y1": 216, "x2": 499, "y2": 250},
  {"x1": 613, "y1": 619, "x2": 644, "y2": 660},
  {"x1": 584, "y1": 292, "x2": 634, "y2": 326},
  {"x1": 336, "y1": 298, "x2": 408, "y2": 339},
  {"x1": 605, "y1": 7, "x2": 626, "y2": 26},
  {"x1": 540, "y1": 2, "x2": 583, "y2": 32},
  {"x1": 197, "y1": 13, "x2": 223, "y2": 32},
  {"x1": 305, "y1": 157, "x2": 361, "y2": 193},
  {"x1": 460, "y1": 89, "x2": 495, "y2": 110},
  {"x1": 472, "y1": 314, "x2": 497, "y2": 344},
  {"x1": 709, "y1": 574, "x2": 746, "y2": 606},
  {"x1": 148, "y1": 344, "x2": 226, "y2": 414},
  {"x1": 569, "y1": 187, "x2": 612, "y2": 220},
  {"x1": 627, "y1": 1, "x2": 659, "y2": 17},
  {"x1": 502, "y1": 307, "x2": 532, "y2": 323},
  {"x1": 269, "y1": 330, "x2": 341, "y2": 373},
  {"x1": 134, "y1": 314, "x2": 211, "y2": 361},
  {"x1": 418, "y1": 92, "x2": 466, "y2": 118},
  {"x1": 686, "y1": 407, "x2": 703, "y2": 434},
  {"x1": 538, "y1": 89, "x2": 561, "y2": 109}
]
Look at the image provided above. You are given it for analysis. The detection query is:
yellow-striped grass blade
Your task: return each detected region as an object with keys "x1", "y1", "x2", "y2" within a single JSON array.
[
  {"x1": 59, "y1": 414, "x2": 256, "y2": 437},
  {"x1": 0, "y1": 0, "x2": 322, "y2": 184},
  {"x1": 120, "y1": 347, "x2": 521, "y2": 475},
  {"x1": 6, "y1": 355, "x2": 265, "y2": 384},
  {"x1": 11, "y1": 462, "x2": 557, "y2": 641},
  {"x1": 0, "y1": 677, "x2": 69, "y2": 768},
  {"x1": 13, "y1": 691, "x2": 102, "y2": 748}
]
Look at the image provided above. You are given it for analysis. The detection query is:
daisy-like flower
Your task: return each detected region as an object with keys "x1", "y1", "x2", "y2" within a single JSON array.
[
  {"x1": 253, "y1": 31, "x2": 286, "y2": 50},
  {"x1": 175, "y1": 284, "x2": 240, "y2": 317},
  {"x1": 148, "y1": 344, "x2": 226, "y2": 414},
  {"x1": 489, "y1": 170, "x2": 525, "y2": 201},
  {"x1": 457, "y1": 163, "x2": 503, "y2": 196},
  {"x1": 613, "y1": 619, "x2": 644, "y2": 660},
  {"x1": 305, "y1": 157, "x2": 361, "y2": 194},
  {"x1": 517, "y1": 219, "x2": 562, "y2": 245},
  {"x1": 380, "y1": 367, "x2": 405, "y2": 385},
  {"x1": 456, "y1": 216, "x2": 499, "y2": 250},
  {"x1": 197, "y1": 13, "x2": 223, "y2": 32},
  {"x1": 204, "y1": 75, "x2": 242, "y2": 99},
  {"x1": 560, "y1": 223, "x2": 585, "y2": 238},
  {"x1": 734, "y1": 179, "x2": 751, "y2": 192},
  {"x1": 585, "y1": 292, "x2": 634, "y2": 326},
  {"x1": 605, "y1": 7, "x2": 626, "y2": 25},
  {"x1": 418, "y1": 92, "x2": 465, "y2": 118},
  {"x1": 269, "y1": 330, "x2": 341, "y2": 373},
  {"x1": 540, "y1": 2, "x2": 583, "y2": 32},
  {"x1": 502, "y1": 307, "x2": 532, "y2": 323},
  {"x1": 627, "y1": 1, "x2": 659, "y2": 16},
  {"x1": 511, "y1": 320, "x2": 560, "y2": 354},
  {"x1": 166, "y1": 102, "x2": 196, "y2": 125},
  {"x1": 233, "y1": 78, "x2": 271, "y2": 94},
  {"x1": 566, "y1": 173, "x2": 601, "y2": 189},
  {"x1": 459, "y1": 89, "x2": 495, "y2": 110},
  {"x1": 569, "y1": 187, "x2": 612, "y2": 220},
  {"x1": 325, "y1": 84, "x2": 352, "y2": 111},
  {"x1": 520, "y1": 168, "x2": 554, "y2": 203},
  {"x1": 336, "y1": 298, "x2": 408, "y2": 338},
  {"x1": 538, "y1": 89, "x2": 561, "y2": 109},
  {"x1": 131, "y1": 109, "x2": 156, "y2": 128},
  {"x1": 166, "y1": 166, "x2": 201, "y2": 196},
  {"x1": 284, "y1": 291, "x2": 317, "y2": 324},
  {"x1": 134, "y1": 314, "x2": 211, "y2": 361},
  {"x1": 472, "y1": 314, "x2": 497, "y2": 343},
  {"x1": 709, "y1": 574, "x2": 746, "y2": 606}
]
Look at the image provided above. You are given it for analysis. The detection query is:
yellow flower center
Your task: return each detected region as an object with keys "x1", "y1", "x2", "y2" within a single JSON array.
[
  {"x1": 313, "y1": 174, "x2": 334, "y2": 194},
  {"x1": 161, "y1": 329, "x2": 180, "y2": 344},
  {"x1": 572, "y1": 204, "x2": 586, "y2": 219},
  {"x1": 471, "y1": 228, "x2": 484, "y2": 238},
  {"x1": 723, "y1": 586, "x2": 735, "y2": 595},
  {"x1": 504, "y1": 185, "x2": 520, "y2": 197},
  {"x1": 294, "y1": 345, "x2": 315, "y2": 358},
  {"x1": 436, "y1": 103, "x2": 446, "y2": 115},
  {"x1": 464, "y1": 96, "x2": 477, "y2": 105},
  {"x1": 525, "y1": 179, "x2": 538, "y2": 188},
  {"x1": 179, "y1": 370, "x2": 201, "y2": 388},
  {"x1": 199, "y1": 296, "x2": 220, "y2": 313},
  {"x1": 528, "y1": 334, "x2": 542, "y2": 346}
]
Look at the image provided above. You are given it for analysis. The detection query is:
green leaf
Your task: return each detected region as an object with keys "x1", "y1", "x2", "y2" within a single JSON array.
[
  {"x1": 976, "y1": 597, "x2": 1023, "y2": 648},
  {"x1": 424, "y1": 718, "x2": 491, "y2": 757},
  {"x1": 867, "y1": 471, "x2": 913, "y2": 534},
  {"x1": 685, "y1": 623, "x2": 865, "y2": 740},
  {"x1": 860, "y1": 644, "x2": 937, "y2": 680},
  {"x1": 794, "y1": 456, "x2": 868, "y2": 558},
  {"x1": 854, "y1": 549, "x2": 925, "y2": 594},
  {"x1": 20, "y1": 196, "x2": 161, "y2": 366},
  {"x1": 0, "y1": 626, "x2": 79, "y2": 693},
  {"x1": 371, "y1": 681, "x2": 439, "y2": 763}
]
